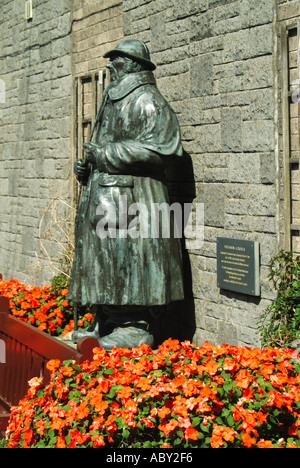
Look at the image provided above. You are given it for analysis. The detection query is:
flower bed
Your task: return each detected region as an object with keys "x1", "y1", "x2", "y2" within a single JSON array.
[
  {"x1": 0, "y1": 278, "x2": 92, "y2": 336},
  {"x1": 4, "y1": 339, "x2": 300, "y2": 448}
]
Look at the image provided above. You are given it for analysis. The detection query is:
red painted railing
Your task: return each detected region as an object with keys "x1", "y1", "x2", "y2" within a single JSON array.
[{"x1": 0, "y1": 295, "x2": 98, "y2": 435}]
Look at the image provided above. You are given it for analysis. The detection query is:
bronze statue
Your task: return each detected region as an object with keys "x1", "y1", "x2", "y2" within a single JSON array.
[{"x1": 67, "y1": 39, "x2": 184, "y2": 350}]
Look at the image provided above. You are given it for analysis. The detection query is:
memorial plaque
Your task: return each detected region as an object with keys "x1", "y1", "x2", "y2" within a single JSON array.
[{"x1": 217, "y1": 238, "x2": 260, "y2": 296}]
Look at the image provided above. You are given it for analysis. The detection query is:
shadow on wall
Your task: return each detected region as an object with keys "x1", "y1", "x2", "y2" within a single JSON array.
[{"x1": 154, "y1": 150, "x2": 197, "y2": 346}]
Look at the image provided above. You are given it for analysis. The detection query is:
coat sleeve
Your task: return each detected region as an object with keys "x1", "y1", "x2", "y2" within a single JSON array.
[{"x1": 95, "y1": 90, "x2": 183, "y2": 175}]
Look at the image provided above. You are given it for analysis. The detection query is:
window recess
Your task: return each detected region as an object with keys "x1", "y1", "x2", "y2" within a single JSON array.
[{"x1": 281, "y1": 23, "x2": 300, "y2": 253}]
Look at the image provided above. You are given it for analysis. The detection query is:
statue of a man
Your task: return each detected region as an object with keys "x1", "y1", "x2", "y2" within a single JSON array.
[{"x1": 67, "y1": 39, "x2": 184, "y2": 350}]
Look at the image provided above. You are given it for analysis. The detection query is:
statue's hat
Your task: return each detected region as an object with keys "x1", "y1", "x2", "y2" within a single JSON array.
[{"x1": 103, "y1": 39, "x2": 156, "y2": 71}]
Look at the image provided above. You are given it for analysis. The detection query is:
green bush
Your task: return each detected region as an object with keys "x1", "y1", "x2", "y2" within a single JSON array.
[
  {"x1": 258, "y1": 250, "x2": 300, "y2": 348},
  {"x1": 0, "y1": 438, "x2": 8, "y2": 448}
]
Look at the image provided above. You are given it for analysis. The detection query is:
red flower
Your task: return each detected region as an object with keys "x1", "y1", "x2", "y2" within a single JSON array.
[
  {"x1": 185, "y1": 426, "x2": 199, "y2": 441},
  {"x1": 46, "y1": 359, "x2": 61, "y2": 373},
  {"x1": 235, "y1": 369, "x2": 252, "y2": 389}
]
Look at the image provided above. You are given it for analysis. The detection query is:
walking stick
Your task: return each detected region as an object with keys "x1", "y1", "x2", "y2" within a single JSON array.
[
  {"x1": 73, "y1": 302, "x2": 78, "y2": 332},
  {"x1": 72, "y1": 85, "x2": 107, "y2": 333}
]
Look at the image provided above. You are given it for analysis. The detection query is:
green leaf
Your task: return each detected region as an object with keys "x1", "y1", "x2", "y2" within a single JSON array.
[
  {"x1": 200, "y1": 423, "x2": 210, "y2": 433},
  {"x1": 192, "y1": 416, "x2": 201, "y2": 427}
]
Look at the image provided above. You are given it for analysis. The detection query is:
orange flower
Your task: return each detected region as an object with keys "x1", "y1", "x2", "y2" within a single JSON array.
[
  {"x1": 205, "y1": 360, "x2": 219, "y2": 375},
  {"x1": 172, "y1": 395, "x2": 188, "y2": 417},
  {"x1": 157, "y1": 406, "x2": 171, "y2": 419},
  {"x1": 51, "y1": 417, "x2": 66, "y2": 432},
  {"x1": 56, "y1": 436, "x2": 66, "y2": 448},
  {"x1": 46, "y1": 359, "x2": 61, "y2": 373},
  {"x1": 90, "y1": 395, "x2": 109, "y2": 415},
  {"x1": 60, "y1": 366, "x2": 74, "y2": 377},
  {"x1": 136, "y1": 376, "x2": 151, "y2": 391},
  {"x1": 77, "y1": 402, "x2": 90, "y2": 420},
  {"x1": 22, "y1": 428, "x2": 33, "y2": 445},
  {"x1": 117, "y1": 386, "x2": 132, "y2": 400},
  {"x1": 91, "y1": 434, "x2": 105, "y2": 448},
  {"x1": 35, "y1": 418, "x2": 47, "y2": 436},
  {"x1": 161, "y1": 338, "x2": 181, "y2": 351},
  {"x1": 288, "y1": 419, "x2": 300, "y2": 436},
  {"x1": 185, "y1": 426, "x2": 199, "y2": 441},
  {"x1": 260, "y1": 362, "x2": 275, "y2": 378},
  {"x1": 257, "y1": 439, "x2": 273, "y2": 448},
  {"x1": 241, "y1": 431, "x2": 256, "y2": 448},
  {"x1": 158, "y1": 418, "x2": 178, "y2": 436},
  {"x1": 223, "y1": 357, "x2": 239, "y2": 372},
  {"x1": 210, "y1": 424, "x2": 237, "y2": 448},
  {"x1": 235, "y1": 369, "x2": 252, "y2": 389}
]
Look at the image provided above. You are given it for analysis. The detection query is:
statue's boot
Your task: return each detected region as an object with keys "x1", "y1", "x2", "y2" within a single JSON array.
[
  {"x1": 72, "y1": 305, "x2": 105, "y2": 343},
  {"x1": 98, "y1": 321, "x2": 154, "y2": 352},
  {"x1": 72, "y1": 321, "x2": 100, "y2": 343}
]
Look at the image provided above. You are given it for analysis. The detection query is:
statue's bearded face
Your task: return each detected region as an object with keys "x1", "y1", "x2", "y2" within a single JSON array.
[{"x1": 106, "y1": 55, "x2": 142, "y2": 82}]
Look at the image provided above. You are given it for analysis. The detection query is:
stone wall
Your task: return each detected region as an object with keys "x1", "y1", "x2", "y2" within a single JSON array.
[
  {"x1": 71, "y1": 0, "x2": 124, "y2": 76},
  {"x1": 0, "y1": 0, "x2": 124, "y2": 284},
  {"x1": 0, "y1": 0, "x2": 73, "y2": 284},
  {"x1": 123, "y1": 0, "x2": 280, "y2": 346},
  {"x1": 0, "y1": 0, "x2": 299, "y2": 347},
  {"x1": 276, "y1": 0, "x2": 300, "y2": 252}
]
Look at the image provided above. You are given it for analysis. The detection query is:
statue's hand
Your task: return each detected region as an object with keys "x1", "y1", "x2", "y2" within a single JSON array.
[
  {"x1": 74, "y1": 159, "x2": 89, "y2": 179},
  {"x1": 83, "y1": 142, "x2": 99, "y2": 164}
]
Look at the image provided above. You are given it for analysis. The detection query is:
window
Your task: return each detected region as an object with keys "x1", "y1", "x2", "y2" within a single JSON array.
[{"x1": 281, "y1": 24, "x2": 300, "y2": 253}]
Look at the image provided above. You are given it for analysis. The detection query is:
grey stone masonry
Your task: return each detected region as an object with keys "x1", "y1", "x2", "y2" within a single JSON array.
[
  {"x1": 0, "y1": 0, "x2": 299, "y2": 348},
  {"x1": 0, "y1": 0, "x2": 73, "y2": 284},
  {"x1": 123, "y1": 0, "x2": 282, "y2": 347}
]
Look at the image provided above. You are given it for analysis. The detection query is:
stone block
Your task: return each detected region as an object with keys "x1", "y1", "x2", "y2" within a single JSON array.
[
  {"x1": 190, "y1": 11, "x2": 214, "y2": 42},
  {"x1": 224, "y1": 213, "x2": 251, "y2": 231},
  {"x1": 243, "y1": 88, "x2": 274, "y2": 121},
  {"x1": 157, "y1": 73, "x2": 190, "y2": 103},
  {"x1": 247, "y1": 185, "x2": 276, "y2": 217},
  {"x1": 217, "y1": 321, "x2": 238, "y2": 346},
  {"x1": 278, "y1": 0, "x2": 299, "y2": 21},
  {"x1": 260, "y1": 152, "x2": 276, "y2": 185},
  {"x1": 242, "y1": 120, "x2": 274, "y2": 152},
  {"x1": 150, "y1": 13, "x2": 166, "y2": 52},
  {"x1": 196, "y1": 183, "x2": 225, "y2": 228},
  {"x1": 221, "y1": 107, "x2": 242, "y2": 152},
  {"x1": 175, "y1": 0, "x2": 208, "y2": 18},
  {"x1": 250, "y1": 216, "x2": 276, "y2": 234},
  {"x1": 240, "y1": 0, "x2": 274, "y2": 27},
  {"x1": 244, "y1": 56, "x2": 273, "y2": 90},
  {"x1": 223, "y1": 24, "x2": 272, "y2": 63},
  {"x1": 229, "y1": 153, "x2": 261, "y2": 183},
  {"x1": 173, "y1": 97, "x2": 203, "y2": 126},
  {"x1": 195, "y1": 124, "x2": 222, "y2": 153},
  {"x1": 190, "y1": 54, "x2": 213, "y2": 97},
  {"x1": 223, "y1": 29, "x2": 249, "y2": 63}
]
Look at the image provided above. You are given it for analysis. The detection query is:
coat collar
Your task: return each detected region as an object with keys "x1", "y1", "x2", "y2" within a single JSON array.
[{"x1": 105, "y1": 71, "x2": 156, "y2": 101}]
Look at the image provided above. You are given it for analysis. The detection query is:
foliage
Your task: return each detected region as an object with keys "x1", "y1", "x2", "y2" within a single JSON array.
[
  {"x1": 258, "y1": 251, "x2": 300, "y2": 348},
  {"x1": 49, "y1": 241, "x2": 74, "y2": 295},
  {"x1": 0, "y1": 278, "x2": 92, "y2": 337},
  {"x1": 0, "y1": 438, "x2": 8, "y2": 448},
  {"x1": 50, "y1": 272, "x2": 70, "y2": 296},
  {"x1": 4, "y1": 339, "x2": 300, "y2": 448}
]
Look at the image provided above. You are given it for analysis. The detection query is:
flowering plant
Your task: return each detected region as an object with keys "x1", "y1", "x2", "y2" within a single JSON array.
[
  {"x1": 0, "y1": 278, "x2": 92, "y2": 336},
  {"x1": 5, "y1": 339, "x2": 300, "y2": 448}
]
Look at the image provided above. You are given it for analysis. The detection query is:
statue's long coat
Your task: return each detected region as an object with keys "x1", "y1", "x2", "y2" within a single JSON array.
[{"x1": 68, "y1": 71, "x2": 184, "y2": 307}]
